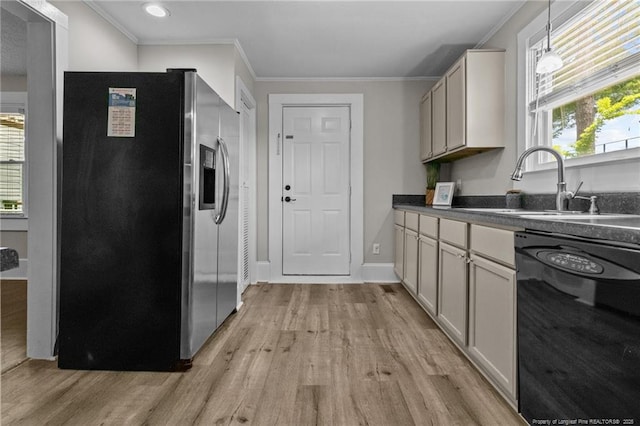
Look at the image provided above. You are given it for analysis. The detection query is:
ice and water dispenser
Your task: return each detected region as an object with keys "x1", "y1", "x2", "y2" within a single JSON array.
[{"x1": 199, "y1": 144, "x2": 215, "y2": 210}]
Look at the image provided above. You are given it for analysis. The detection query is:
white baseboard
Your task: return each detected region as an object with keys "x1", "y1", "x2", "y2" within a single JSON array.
[
  {"x1": 0, "y1": 258, "x2": 28, "y2": 280},
  {"x1": 362, "y1": 263, "x2": 400, "y2": 283},
  {"x1": 253, "y1": 261, "x2": 399, "y2": 284}
]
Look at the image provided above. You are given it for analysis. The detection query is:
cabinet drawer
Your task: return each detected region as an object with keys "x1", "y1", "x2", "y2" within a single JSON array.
[
  {"x1": 419, "y1": 214, "x2": 438, "y2": 238},
  {"x1": 439, "y1": 218, "x2": 468, "y2": 249},
  {"x1": 394, "y1": 210, "x2": 405, "y2": 226},
  {"x1": 470, "y1": 224, "x2": 515, "y2": 268},
  {"x1": 405, "y1": 212, "x2": 419, "y2": 232}
]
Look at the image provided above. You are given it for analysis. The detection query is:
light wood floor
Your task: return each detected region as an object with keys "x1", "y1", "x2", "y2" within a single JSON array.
[
  {"x1": 1, "y1": 280, "x2": 28, "y2": 374},
  {"x1": 1, "y1": 284, "x2": 523, "y2": 425}
]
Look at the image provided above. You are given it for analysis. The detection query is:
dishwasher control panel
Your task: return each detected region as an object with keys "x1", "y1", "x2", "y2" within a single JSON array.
[{"x1": 541, "y1": 251, "x2": 603, "y2": 274}]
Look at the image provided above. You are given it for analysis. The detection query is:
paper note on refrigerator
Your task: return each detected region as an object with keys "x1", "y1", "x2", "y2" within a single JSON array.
[{"x1": 107, "y1": 88, "x2": 136, "y2": 137}]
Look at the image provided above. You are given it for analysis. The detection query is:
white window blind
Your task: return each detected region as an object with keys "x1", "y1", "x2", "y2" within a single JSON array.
[
  {"x1": 529, "y1": 0, "x2": 640, "y2": 111},
  {"x1": 0, "y1": 111, "x2": 26, "y2": 214}
]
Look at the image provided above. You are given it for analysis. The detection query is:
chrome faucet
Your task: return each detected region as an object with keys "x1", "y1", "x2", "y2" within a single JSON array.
[{"x1": 510, "y1": 146, "x2": 578, "y2": 211}]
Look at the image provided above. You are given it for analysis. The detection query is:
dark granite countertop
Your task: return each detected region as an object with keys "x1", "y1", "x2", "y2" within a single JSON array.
[
  {"x1": 393, "y1": 199, "x2": 640, "y2": 247},
  {"x1": 1, "y1": 247, "x2": 20, "y2": 272}
]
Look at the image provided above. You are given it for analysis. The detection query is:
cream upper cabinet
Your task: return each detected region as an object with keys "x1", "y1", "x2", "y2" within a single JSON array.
[
  {"x1": 420, "y1": 91, "x2": 433, "y2": 161},
  {"x1": 431, "y1": 79, "x2": 447, "y2": 157},
  {"x1": 446, "y1": 57, "x2": 466, "y2": 152},
  {"x1": 421, "y1": 49, "x2": 505, "y2": 163}
]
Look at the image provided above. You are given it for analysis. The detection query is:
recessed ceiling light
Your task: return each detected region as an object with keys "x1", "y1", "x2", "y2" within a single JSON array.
[{"x1": 143, "y1": 3, "x2": 170, "y2": 18}]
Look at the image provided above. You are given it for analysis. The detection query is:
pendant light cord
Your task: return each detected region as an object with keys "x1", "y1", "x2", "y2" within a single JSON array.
[{"x1": 547, "y1": 0, "x2": 552, "y2": 52}]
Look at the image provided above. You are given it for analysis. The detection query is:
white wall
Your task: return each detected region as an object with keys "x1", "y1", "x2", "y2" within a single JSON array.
[
  {"x1": 51, "y1": 1, "x2": 137, "y2": 71},
  {"x1": 254, "y1": 79, "x2": 433, "y2": 264},
  {"x1": 450, "y1": 1, "x2": 640, "y2": 195},
  {"x1": 138, "y1": 44, "x2": 237, "y2": 107}
]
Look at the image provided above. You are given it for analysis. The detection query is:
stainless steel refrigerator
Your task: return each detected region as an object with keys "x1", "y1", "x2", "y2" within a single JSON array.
[{"x1": 58, "y1": 70, "x2": 239, "y2": 371}]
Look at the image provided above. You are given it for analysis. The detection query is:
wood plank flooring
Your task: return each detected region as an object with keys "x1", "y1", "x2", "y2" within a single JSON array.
[
  {"x1": 1, "y1": 280, "x2": 28, "y2": 374},
  {"x1": 1, "y1": 284, "x2": 524, "y2": 425}
]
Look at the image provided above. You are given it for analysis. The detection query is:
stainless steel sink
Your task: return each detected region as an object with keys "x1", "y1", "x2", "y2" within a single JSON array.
[
  {"x1": 455, "y1": 208, "x2": 527, "y2": 213},
  {"x1": 518, "y1": 213, "x2": 631, "y2": 219},
  {"x1": 455, "y1": 207, "x2": 632, "y2": 219}
]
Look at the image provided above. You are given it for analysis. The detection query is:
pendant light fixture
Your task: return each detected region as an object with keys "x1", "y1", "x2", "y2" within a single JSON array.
[{"x1": 536, "y1": 0, "x2": 563, "y2": 74}]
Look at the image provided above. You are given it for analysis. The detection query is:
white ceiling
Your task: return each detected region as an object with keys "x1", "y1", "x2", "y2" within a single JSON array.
[{"x1": 86, "y1": 0, "x2": 526, "y2": 79}]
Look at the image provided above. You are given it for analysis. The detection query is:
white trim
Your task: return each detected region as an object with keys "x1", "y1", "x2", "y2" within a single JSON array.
[
  {"x1": 9, "y1": 0, "x2": 68, "y2": 28},
  {"x1": 476, "y1": 0, "x2": 527, "y2": 48},
  {"x1": 82, "y1": 0, "x2": 138, "y2": 44},
  {"x1": 0, "y1": 259, "x2": 28, "y2": 280},
  {"x1": 12, "y1": 0, "x2": 68, "y2": 360},
  {"x1": 256, "y1": 76, "x2": 439, "y2": 82},
  {"x1": 361, "y1": 263, "x2": 399, "y2": 283},
  {"x1": 268, "y1": 94, "x2": 364, "y2": 284}
]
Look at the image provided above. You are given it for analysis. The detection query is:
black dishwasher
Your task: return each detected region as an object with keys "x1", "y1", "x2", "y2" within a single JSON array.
[{"x1": 515, "y1": 231, "x2": 640, "y2": 425}]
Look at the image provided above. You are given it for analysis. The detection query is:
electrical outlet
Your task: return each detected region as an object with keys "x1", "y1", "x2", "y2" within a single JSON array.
[{"x1": 372, "y1": 243, "x2": 380, "y2": 255}]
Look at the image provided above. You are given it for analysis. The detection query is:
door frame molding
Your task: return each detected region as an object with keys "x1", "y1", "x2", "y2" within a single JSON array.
[
  {"x1": 1, "y1": 0, "x2": 69, "y2": 359},
  {"x1": 268, "y1": 94, "x2": 363, "y2": 283}
]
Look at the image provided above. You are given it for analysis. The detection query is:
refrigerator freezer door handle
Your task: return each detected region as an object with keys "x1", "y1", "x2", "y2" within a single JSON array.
[{"x1": 215, "y1": 137, "x2": 230, "y2": 224}]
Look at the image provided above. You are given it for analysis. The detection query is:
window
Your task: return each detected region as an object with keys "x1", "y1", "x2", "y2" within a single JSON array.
[
  {"x1": 0, "y1": 103, "x2": 26, "y2": 216},
  {"x1": 525, "y1": 0, "x2": 640, "y2": 167}
]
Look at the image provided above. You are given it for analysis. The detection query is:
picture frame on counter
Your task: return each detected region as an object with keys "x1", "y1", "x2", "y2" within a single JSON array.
[{"x1": 433, "y1": 182, "x2": 455, "y2": 206}]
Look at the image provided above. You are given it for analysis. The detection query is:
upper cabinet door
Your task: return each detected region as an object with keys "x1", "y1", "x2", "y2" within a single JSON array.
[
  {"x1": 446, "y1": 56, "x2": 466, "y2": 152},
  {"x1": 421, "y1": 50, "x2": 505, "y2": 163},
  {"x1": 420, "y1": 92, "x2": 432, "y2": 161},
  {"x1": 431, "y1": 79, "x2": 447, "y2": 157}
]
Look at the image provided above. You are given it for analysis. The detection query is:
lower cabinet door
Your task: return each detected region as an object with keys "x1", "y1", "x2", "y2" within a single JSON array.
[
  {"x1": 403, "y1": 228, "x2": 419, "y2": 294},
  {"x1": 468, "y1": 254, "x2": 517, "y2": 400},
  {"x1": 394, "y1": 224, "x2": 404, "y2": 279},
  {"x1": 437, "y1": 242, "x2": 468, "y2": 346},
  {"x1": 418, "y1": 235, "x2": 438, "y2": 316}
]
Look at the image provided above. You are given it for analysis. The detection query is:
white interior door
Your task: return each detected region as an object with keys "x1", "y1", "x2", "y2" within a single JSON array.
[{"x1": 282, "y1": 106, "x2": 350, "y2": 275}]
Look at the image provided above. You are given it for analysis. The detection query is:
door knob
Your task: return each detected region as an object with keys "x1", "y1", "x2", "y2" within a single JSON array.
[{"x1": 284, "y1": 196, "x2": 296, "y2": 202}]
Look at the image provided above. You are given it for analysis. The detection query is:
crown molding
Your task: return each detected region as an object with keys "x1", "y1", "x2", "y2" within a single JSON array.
[
  {"x1": 476, "y1": 0, "x2": 526, "y2": 48},
  {"x1": 82, "y1": 0, "x2": 138, "y2": 44}
]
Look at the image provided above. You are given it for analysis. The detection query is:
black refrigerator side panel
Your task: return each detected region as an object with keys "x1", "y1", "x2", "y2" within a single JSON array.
[{"x1": 59, "y1": 72, "x2": 184, "y2": 371}]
